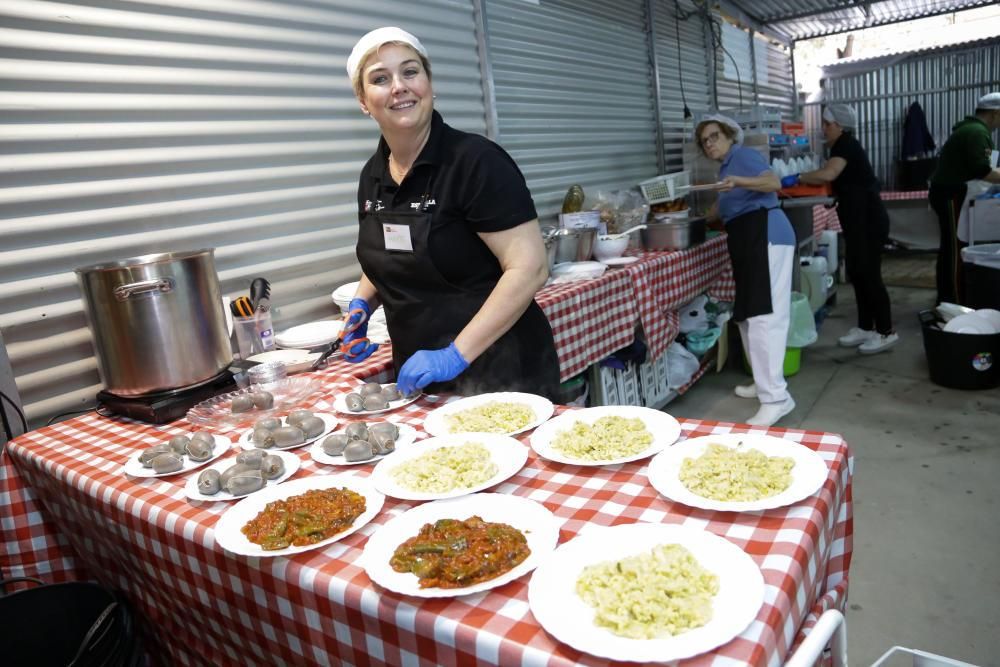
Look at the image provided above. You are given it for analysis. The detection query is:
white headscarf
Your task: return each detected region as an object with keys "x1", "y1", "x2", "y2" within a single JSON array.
[
  {"x1": 977, "y1": 92, "x2": 1000, "y2": 111},
  {"x1": 696, "y1": 113, "x2": 744, "y2": 145},
  {"x1": 822, "y1": 104, "x2": 858, "y2": 131},
  {"x1": 347, "y1": 27, "x2": 428, "y2": 84}
]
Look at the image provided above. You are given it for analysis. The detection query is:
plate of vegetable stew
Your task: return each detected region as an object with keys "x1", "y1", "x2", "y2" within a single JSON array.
[
  {"x1": 214, "y1": 474, "x2": 384, "y2": 557},
  {"x1": 361, "y1": 493, "x2": 561, "y2": 597}
]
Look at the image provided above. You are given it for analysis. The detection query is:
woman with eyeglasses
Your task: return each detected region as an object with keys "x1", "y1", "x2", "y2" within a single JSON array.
[
  {"x1": 789, "y1": 104, "x2": 898, "y2": 355},
  {"x1": 696, "y1": 114, "x2": 796, "y2": 427}
]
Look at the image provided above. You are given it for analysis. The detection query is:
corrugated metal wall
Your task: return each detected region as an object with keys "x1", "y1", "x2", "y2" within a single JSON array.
[
  {"x1": 0, "y1": 0, "x2": 487, "y2": 425},
  {"x1": 483, "y1": 0, "x2": 660, "y2": 218},
  {"x1": 714, "y1": 14, "x2": 794, "y2": 119},
  {"x1": 1, "y1": 0, "x2": 772, "y2": 426},
  {"x1": 812, "y1": 38, "x2": 1000, "y2": 187},
  {"x1": 653, "y1": 0, "x2": 711, "y2": 173}
]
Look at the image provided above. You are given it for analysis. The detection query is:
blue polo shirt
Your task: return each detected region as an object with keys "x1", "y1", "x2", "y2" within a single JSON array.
[{"x1": 718, "y1": 145, "x2": 795, "y2": 246}]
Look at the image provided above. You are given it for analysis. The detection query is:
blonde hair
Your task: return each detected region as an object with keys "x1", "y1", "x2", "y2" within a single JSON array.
[{"x1": 352, "y1": 41, "x2": 433, "y2": 100}]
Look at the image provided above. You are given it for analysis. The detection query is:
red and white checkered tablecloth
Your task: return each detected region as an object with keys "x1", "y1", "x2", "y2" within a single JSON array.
[
  {"x1": 811, "y1": 190, "x2": 930, "y2": 239},
  {"x1": 6, "y1": 374, "x2": 853, "y2": 666}
]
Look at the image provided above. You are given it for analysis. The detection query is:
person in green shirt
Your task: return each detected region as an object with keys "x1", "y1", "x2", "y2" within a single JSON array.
[{"x1": 928, "y1": 92, "x2": 1000, "y2": 305}]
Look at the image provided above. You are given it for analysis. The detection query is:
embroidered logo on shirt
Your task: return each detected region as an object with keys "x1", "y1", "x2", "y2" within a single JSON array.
[
  {"x1": 364, "y1": 200, "x2": 385, "y2": 212},
  {"x1": 410, "y1": 198, "x2": 436, "y2": 211}
]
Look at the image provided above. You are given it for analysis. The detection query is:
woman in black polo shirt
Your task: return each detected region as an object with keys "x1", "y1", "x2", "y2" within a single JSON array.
[
  {"x1": 341, "y1": 27, "x2": 560, "y2": 398},
  {"x1": 791, "y1": 104, "x2": 899, "y2": 355}
]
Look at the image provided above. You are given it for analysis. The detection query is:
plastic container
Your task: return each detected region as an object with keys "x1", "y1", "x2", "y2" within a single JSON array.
[
  {"x1": 743, "y1": 346, "x2": 801, "y2": 377},
  {"x1": 961, "y1": 243, "x2": 1000, "y2": 309},
  {"x1": 919, "y1": 310, "x2": 1000, "y2": 390},
  {"x1": 639, "y1": 171, "x2": 691, "y2": 204},
  {"x1": 233, "y1": 312, "x2": 275, "y2": 359},
  {"x1": 787, "y1": 292, "x2": 818, "y2": 347}
]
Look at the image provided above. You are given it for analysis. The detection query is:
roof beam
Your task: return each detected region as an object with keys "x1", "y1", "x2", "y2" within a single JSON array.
[{"x1": 713, "y1": 0, "x2": 792, "y2": 45}]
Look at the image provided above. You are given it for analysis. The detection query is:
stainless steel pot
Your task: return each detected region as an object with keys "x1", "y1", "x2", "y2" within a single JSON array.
[
  {"x1": 546, "y1": 227, "x2": 597, "y2": 263},
  {"x1": 640, "y1": 217, "x2": 706, "y2": 251},
  {"x1": 75, "y1": 249, "x2": 233, "y2": 396}
]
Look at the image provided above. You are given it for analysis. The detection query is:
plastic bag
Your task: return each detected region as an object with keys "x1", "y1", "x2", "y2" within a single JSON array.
[
  {"x1": 665, "y1": 341, "x2": 700, "y2": 390},
  {"x1": 594, "y1": 188, "x2": 650, "y2": 235},
  {"x1": 679, "y1": 295, "x2": 711, "y2": 333},
  {"x1": 786, "y1": 291, "x2": 818, "y2": 347},
  {"x1": 685, "y1": 327, "x2": 722, "y2": 357}
]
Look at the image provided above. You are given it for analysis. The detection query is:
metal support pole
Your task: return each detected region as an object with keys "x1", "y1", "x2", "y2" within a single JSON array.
[
  {"x1": 704, "y1": 14, "x2": 718, "y2": 110},
  {"x1": 645, "y1": 0, "x2": 666, "y2": 174},
  {"x1": 749, "y1": 28, "x2": 759, "y2": 105},
  {"x1": 791, "y1": 41, "x2": 799, "y2": 119},
  {"x1": 472, "y1": 0, "x2": 500, "y2": 142}
]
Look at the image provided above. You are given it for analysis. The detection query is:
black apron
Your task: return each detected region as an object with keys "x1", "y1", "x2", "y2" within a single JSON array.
[
  {"x1": 356, "y1": 181, "x2": 561, "y2": 400},
  {"x1": 725, "y1": 207, "x2": 773, "y2": 322}
]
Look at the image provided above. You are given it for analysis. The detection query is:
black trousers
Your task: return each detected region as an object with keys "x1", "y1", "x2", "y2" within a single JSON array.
[
  {"x1": 928, "y1": 184, "x2": 967, "y2": 305},
  {"x1": 836, "y1": 189, "x2": 894, "y2": 334}
]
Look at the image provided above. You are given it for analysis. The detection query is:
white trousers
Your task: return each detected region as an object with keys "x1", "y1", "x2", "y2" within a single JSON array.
[{"x1": 738, "y1": 243, "x2": 794, "y2": 404}]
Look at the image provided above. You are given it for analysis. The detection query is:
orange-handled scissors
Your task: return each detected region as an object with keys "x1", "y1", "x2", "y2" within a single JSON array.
[{"x1": 311, "y1": 306, "x2": 372, "y2": 369}]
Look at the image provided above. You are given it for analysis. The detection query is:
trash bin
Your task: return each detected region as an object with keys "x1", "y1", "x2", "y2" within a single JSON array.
[
  {"x1": 919, "y1": 310, "x2": 1000, "y2": 390},
  {"x1": 742, "y1": 292, "x2": 814, "y2": 377},
  {"x1": 961, "y1": 243, "x2": 1000, "y2": 309}
]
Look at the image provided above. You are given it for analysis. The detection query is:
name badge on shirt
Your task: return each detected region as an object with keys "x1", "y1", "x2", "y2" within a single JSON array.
[{"x1": 383, "y1": 223, "x2": 413, "y2": 252}]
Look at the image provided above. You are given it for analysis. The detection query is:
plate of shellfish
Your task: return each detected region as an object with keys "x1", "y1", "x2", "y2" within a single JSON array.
[
  {"x1": 333, "y1": 381, "x2": 421, "y2": 415},
  {"x1": 309, "y1": 421, "x2": 419, "y2": 466},
  {"x1": 123, "y1": 431, "x2": 232, "y2": 478},
  {"x1": 237, "y1": 411, "x2": 338, "y2": 451},
  {"x1": 185, "y1": 450, "x2": 300, "y2": 501},
  {"x1": 186, "y1": 377, "x2": 323, "y2": 429}
]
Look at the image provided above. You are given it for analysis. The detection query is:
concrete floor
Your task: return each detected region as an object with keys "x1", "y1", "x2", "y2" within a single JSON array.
[{"x1": 668, "y1": 284, "x2": 1000, "y2": 666}]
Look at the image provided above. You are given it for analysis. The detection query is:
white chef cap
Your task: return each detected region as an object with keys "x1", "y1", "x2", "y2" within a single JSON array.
[
  {"x1": 822, "y1": 104, "x2": 858, "y2": 131},
  {"x1": 976, "y1": 92, "x2": 1000, "y2": 111},
  {"x1": 695, "y1": 113, "x2": 745, "y2": 146},
  {"x1": 347, "y1": 27, "x2": 429, "y2": 85}
]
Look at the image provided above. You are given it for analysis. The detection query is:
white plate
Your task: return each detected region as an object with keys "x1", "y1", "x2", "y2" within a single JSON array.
[
  {"x1": 361, "y1": 494, "x2": 561, "y2": 598},
  {"x1": 975, "y1": 308, "x2": 1000, "y2": 331},
  {"x1": 309, "y1": 423, "x2": 420, "y2": 466},
  {"x1": 528, "y1": 522, "x2": 764, "y2": 663},
  {"x1": 530, "y1": 406, "x2": 681, "y2": 466},
  {"x1": 237, "y1": 412, "x2": 338, "y2": 451},
  {"x1": 370, "y1": 434, "x2": 529, "y2": 501},
  {"x1": 183, "y1": 450, "x2": 300, "y2": 501},
  {"x1": 943, "y1": 312, "x2": 998, "y2": 334},
  {"x1": 274, "y1": 320, "x2": 343, "y2": 349},
  {"x1": 247, "y1": 349, "x2": 321, "y2": 374},
  {"x1": 422, "y1": 392, "x2": 554, "y2": 438},
  {"x1": 600, "y1": 256, "x2": 639, "y2": 267},
  {"x1": 123, "y1": 434, "x2": 231, "y2": 478},
  {"x1": 185, "y1": 377, "x2": 323, "y2": 429},
  {"x1": 646, "y1": 433, "x2": 828, "y2": 512},
  {"x1": 551, "y1": 261, "x2": 607, "y2": 281},
  {"x1": 213, "y1": 473, "x2": 384, "y2": 558},
  {"x1": 333, "y1": 385, "x2": 422, "y2": 416}
]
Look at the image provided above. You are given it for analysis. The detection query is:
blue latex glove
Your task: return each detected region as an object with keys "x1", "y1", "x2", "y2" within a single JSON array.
[
  {"x1": 396, "y1": 343, "x2": 469, "y2": 395},
  {"x1": 342, "y1": 297, "x2": 378, "y2": 363},
  {"x1": 780, "y1": 174, "x2": 800, "y2": 188}
]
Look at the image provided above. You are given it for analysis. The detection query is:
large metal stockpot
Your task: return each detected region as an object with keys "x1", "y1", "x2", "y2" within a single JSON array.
[{"x1": 75, "y1": 249, "x2": 233, "y2": 397}]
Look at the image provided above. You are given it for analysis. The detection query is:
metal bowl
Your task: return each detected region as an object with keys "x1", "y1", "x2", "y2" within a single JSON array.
[
  {"x1": 640, "y1": 217, "x2": 706, "y2": 251},
  {"x1": 547, "y1": 227, "x2": 597, "y2": 263}
]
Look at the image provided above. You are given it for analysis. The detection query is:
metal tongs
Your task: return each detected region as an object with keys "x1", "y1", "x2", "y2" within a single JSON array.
[{"x1": 310, "y1": 305, "x2": 371, "y2": 370}]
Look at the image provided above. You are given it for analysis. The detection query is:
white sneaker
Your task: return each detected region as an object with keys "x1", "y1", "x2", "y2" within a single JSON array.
[
  {"x1": 734, "y1": 383, "x2": 758, "y2": 399},
  {"x1": 747, "y1": 397, "x2": 796, "y2": 426},
  {"x1": 838, "y1": 327, "x2": 875, "y2": 347},
  {"x1": 858, "y1": 332, "x2": 900, "y2": 355}
]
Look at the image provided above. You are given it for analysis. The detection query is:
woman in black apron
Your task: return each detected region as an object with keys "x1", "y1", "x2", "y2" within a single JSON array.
[
  {"x1": 697, "y1": 115, "x2": 797, "y2": 427},
  {"x1": 341, "y1": 27, "x2": 560, "y2": 399},
  {"x1": 795, "y1": 104, "x2": 898, "y2": 355}
]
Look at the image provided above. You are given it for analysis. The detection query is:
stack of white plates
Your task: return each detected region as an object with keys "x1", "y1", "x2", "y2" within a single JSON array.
[
  {"x1": 332, "y1": 282, "x2": 359, "y2": 312},
  {"x1": 274, "y1": 320, "x2": 343, "y2": 349}
]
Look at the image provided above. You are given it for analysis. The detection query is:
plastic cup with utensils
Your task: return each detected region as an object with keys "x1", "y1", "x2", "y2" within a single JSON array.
[{"x1": 233, "y1": 311, "x2": 275, "y2": 359}]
